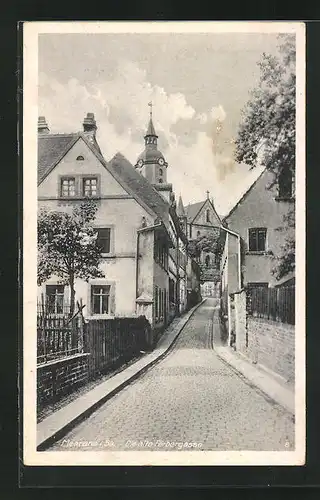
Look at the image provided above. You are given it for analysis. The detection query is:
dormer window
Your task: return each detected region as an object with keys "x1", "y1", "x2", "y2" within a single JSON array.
[{"x1": 76, "y1": 155, "x2": 84, "y2": 161}]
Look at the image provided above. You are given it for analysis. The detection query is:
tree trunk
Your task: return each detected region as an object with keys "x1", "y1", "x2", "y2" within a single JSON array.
[{"x1": 69, "y1": 273, "x2": 75, "y2": 316}]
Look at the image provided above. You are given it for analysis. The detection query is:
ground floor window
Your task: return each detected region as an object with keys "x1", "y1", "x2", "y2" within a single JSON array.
[
  {"x1": 46, "y1": 285, "x2": 64, "y2": 314},
  {"x1": 91, "y1": 285, "x2": 111, "y2": 315}
]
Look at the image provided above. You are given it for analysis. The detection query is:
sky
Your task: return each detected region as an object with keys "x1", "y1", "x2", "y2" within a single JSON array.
[{"x1": 38, "y1": 31, "x2": 281, "y2": 215}]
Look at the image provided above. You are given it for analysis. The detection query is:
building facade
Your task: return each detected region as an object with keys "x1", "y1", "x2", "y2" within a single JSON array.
[{"x1": 37, "y1": 111, "x2": 199, "y2": 340}]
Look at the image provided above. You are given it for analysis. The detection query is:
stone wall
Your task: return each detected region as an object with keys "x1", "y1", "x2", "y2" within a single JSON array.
[
  {"x1": 37, "y1": 353, "x2": 90, "y2": 412},
  {"x1": 246, "y1": 317, "x2": 295, "y2": 384}
]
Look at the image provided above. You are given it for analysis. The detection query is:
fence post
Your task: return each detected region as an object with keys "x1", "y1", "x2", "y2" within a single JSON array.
[{"x1": 41, "y1": 294, "x2": 47, "y2": 362}]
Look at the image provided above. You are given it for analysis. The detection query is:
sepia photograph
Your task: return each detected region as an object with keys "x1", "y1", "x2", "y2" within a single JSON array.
[{"x1": 23, "y1": 21, "x2": 305, "y2": 466}]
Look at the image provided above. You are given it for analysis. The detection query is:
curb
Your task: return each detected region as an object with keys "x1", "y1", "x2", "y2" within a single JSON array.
[
  {"x1": 214, "y1": 345, "x2": 295, "y2": 416},
  {"x1": 37, "y1": 298, "x2": 206, "y2": 450}
]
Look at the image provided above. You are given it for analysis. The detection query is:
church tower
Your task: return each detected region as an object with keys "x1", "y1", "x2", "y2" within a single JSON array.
[
  {"x1": 177, "y1": 195, "x2": 187, "y2": 235},
  {"x1": 135, "y1": 103, "x2": 174, "y2": 204}
]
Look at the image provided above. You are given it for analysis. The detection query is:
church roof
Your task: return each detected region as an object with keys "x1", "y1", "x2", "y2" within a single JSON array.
[
  {"x1": 185, "y1": 201, "x2": 204, "y2": 223},
  {"x1": 145, "y1": 117, "x2": 157, "y2": 137},
  {"x1": 177, "y1": 195, "x2": 186, "y2": 217},
  {"x1": 136, "y1": 147, "x2": 165, "y2": 163},
  {"x1": 185, "y1": 198, "x2": 222, "y2": 225}
]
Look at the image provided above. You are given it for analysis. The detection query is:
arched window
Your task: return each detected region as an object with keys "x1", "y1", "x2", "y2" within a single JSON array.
[
  {"x1": 159, "y1": 168, "x2": 163, "y2": 176},
  {"x1": 76, "y1": 155, "x2": 84, "y2": 161},
  {"x1": 158, "y1": 178, "x2": 163, "y2": 183},
  {"x1": 197, "y1": 230, "x2": 201, "y2": 238},
  {"x1": 206, "y1": 209, "x2": 211, "y2": 223},
  {"x1": 205, "y1": 255, "x2": 210, "y2": 268}
]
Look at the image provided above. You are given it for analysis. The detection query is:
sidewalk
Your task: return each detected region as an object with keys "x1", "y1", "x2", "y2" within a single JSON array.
[
  {"x1": 214, "y1": 344, "x2": 295, "y2": 416},
  {"x1": 37, "y1": 299, "x2": 206, "y2": 450}
]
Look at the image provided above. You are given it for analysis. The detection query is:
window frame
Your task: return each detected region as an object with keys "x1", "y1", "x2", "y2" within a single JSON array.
[
  {"x1": 96, "y1": 227, "x2": 112, "y2": 255},
  {"x1": 45, "y1": 284, "x2": 65, "y2": 314},
  {"x1": 59, "y1": 176, "x2": 76, "y2": 198},
  {"x1": 248, "y1": 227, "x2": 267, "y2": 253},
  {"x1": 88, "y1": 280, "x2": 115, "y2": 317},
  {"x1": 82, "y1": 175, "x2": 100, "y2": 198},
  {"x1": 91, "y1": 284, "x2": 111, "y2": 315}
]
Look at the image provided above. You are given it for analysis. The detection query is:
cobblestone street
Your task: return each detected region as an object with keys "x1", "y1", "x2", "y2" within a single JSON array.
[{"x1": 50, "y1": 299, "x2": 294, "y2": 452}]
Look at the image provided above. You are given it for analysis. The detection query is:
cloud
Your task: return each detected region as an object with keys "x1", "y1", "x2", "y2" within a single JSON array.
[
  {"x1": 196, "y1": 105, "x2": 226, "y2": 126},
  {"x1": 210, "y1": 104, "x2": 226, "y2": 122},
  {"x1": 38, "y1": 62, "x2": 258, "y2": 214}
]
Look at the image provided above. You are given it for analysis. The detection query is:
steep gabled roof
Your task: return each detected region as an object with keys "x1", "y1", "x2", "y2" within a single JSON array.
[
  {"x1": 223, "y1": 168, "x2": 266, "y2": 222},
  {"x1": 177, "y1": 195, "x2": 186, "y2": 217},
  {"x1": 38, "y1": 133, "x2": 80, "y2": 184},
  {"x1": 38, "y1": 132, "x2": 103, "y2": 185},
  {"x1": 185, "y1": 198, "x2": 222, "y2": 225},
  {"x1": 37, "y1": 131, "x2": 175, "y2": 232},
  {"x1": 185, "y1": 201, "x2": 204, "y2": 223},
  {"x1": 107, "y1": 153, "x2": 170, "y2": 229}
]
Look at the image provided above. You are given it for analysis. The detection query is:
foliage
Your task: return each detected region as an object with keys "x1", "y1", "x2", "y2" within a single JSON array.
[
  {"x1": 272, "y1": 207, "x2": 295, "y2": 280},
  {"x1": 38, "y1": 200, "x2": 105, "y2": 313},
  {"x1": 235, "y1": 34, "x2": 296, "y2": 180},
  {"x1": 235, "y1": 34, "x2": 296, "y2": 280},
  {"x1": 188, "y1": 232, "x2": 223, "y2": 261}
]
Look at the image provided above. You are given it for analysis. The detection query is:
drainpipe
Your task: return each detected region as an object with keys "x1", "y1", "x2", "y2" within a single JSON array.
[
  {"x1": 220, "y1": 225, "x2": 242, "y2": 291},
  {"x1": 135, "y1": 231, "x2": 140, "y2": 299},
  {"x1": 220, "y1": 225, "x2": 242, "y2": 348}
]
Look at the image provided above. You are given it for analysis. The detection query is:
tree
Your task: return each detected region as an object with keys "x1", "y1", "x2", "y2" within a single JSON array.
[
  {"x1": 38, "y1": 200, "x2": 105, "y2": 315},
  {"x1": 234, "y1": 34, "x2": 296, "y2": 279},
  {"x1": 188, "y1": 232, "x2": 223, "y2": 264}
]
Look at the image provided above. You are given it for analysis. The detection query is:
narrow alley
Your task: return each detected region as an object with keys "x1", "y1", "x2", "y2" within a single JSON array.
[{"x1": 50, "y1": 299, "x2": 294, "y2": 452}]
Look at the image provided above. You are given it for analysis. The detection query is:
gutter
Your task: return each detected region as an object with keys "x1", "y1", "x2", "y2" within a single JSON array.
[{"x1": 220, "y1": 225, "x2": 242, "y2": 291}]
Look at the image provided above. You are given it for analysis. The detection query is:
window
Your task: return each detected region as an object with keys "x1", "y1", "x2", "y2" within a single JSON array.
[
  {"x1": 205, "y1": 255, "x2": 211, "y2": 268},
  {"x1": 197, "y1": 230, "x2": 201, "y2": 238},
  {"x1": 206, "y1": 209, "x2": 211, "y2": 223},
  {"x1": 248, "y1": 228, "x2": 267, "y2": 252},
  {"x1": 76, "y1": 155, "x2": 84, "y2": 161},
  {"x1": 83, "y1": 177, "x2": 98, "y2": 197},
  {"x1": 91, "y1": 285, "x2": 110, "y2": 314},
  {"x1": 158, "y1": 178, "x2": 163, "y2": 183},
  {"x1": 278, "y1": 168, "x2": 293, "y2": 199},
  {"x1": 97, "y1": 228, "x2": 111, "y2": 254},
  {"x1": 159, "y1": 168, "x2": 163, "y2": 176},
  {"x1": 46, "y1": 285, "x2": 64, "y2": 314},
  {"x1": 61, "y1": 177, "x2": 76, "y2": 197}
]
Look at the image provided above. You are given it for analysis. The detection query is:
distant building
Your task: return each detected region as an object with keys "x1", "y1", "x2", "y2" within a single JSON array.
[{"x1": 183, "y1": 193, "x2": 222, "y2": 292}]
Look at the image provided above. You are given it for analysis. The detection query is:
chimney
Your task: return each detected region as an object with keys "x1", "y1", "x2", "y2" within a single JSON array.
[
  {"x1": 38, "y1": 116, "x2": 50, "y2": 134},
  {"x1": 82, "y1": 112, "x2": 97, "y2": 143},
  {"x1": 206, "y1": 190, "x2": 210, "y2": 199}
]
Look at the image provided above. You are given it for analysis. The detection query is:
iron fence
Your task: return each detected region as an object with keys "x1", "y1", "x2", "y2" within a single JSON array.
[{"x1": 37, "y1": 301, "x2": 84, "y2": 363}]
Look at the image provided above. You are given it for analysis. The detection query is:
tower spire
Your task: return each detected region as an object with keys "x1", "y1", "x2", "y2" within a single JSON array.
[
  {"x1": 145, "y1": 102, "x2": 158, "y2": 144},
  {"x1": 148, "y1": 101, "x2": 153, "y2": 119}
]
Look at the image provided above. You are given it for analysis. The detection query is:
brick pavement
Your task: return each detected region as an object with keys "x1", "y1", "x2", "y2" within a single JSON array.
[{"x1": 50, "y1": 298, "x2": 294, "y2": 452}]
